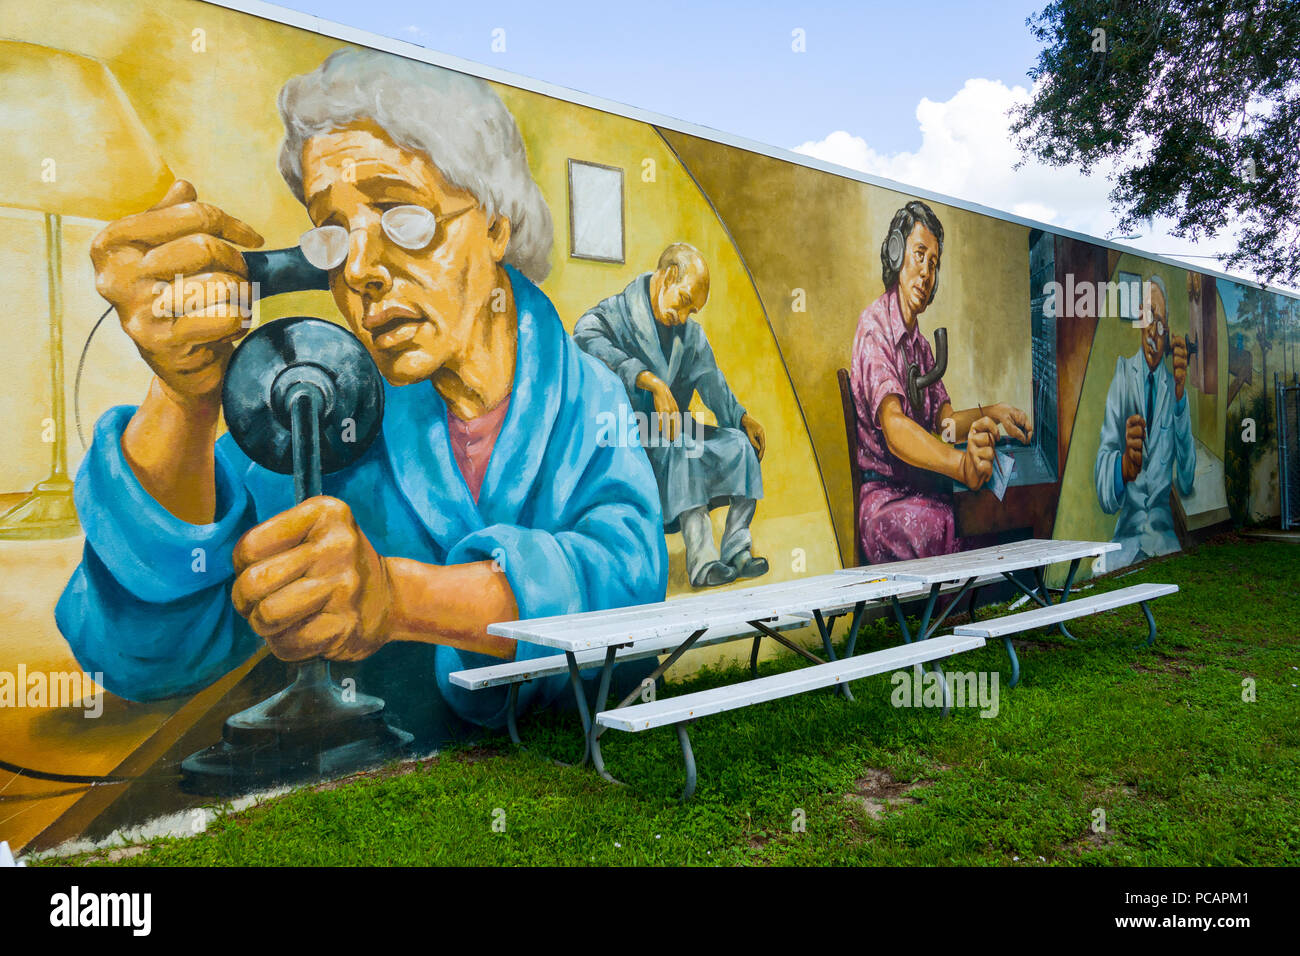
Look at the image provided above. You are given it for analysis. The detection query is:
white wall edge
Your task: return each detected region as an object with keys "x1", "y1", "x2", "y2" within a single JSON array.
[{"x1": 189, "y1": 0, "x2": 1299, "y2": 301}]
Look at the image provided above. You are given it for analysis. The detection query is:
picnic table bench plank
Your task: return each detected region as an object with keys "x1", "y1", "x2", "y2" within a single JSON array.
[
  {"x1": 954, "y1": 583, "x2": 1178, "y2": 639},
  {"x1": 954, "y1": 581, "x2": 1178, "y2": 685},
  {"x1": 594, "y1": 634, "x2": 986, "y2": 800},
  {"x1": 596, "y1": 635, "x2": 987, "y2": 731}
]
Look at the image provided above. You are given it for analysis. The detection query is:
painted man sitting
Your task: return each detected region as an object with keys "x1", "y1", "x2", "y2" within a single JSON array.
[{"x1": 575, "y1": 243, "x2": 767, "y2": 588}]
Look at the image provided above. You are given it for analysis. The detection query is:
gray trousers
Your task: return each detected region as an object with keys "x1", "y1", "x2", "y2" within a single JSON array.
[{"x1": 678, "y1": 496, "x2": 757, "y2": 583}]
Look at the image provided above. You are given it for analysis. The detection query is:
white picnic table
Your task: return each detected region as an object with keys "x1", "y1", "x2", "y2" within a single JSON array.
[
  {"x1": 473, "y1": 537, "x2": 1156, "y2": 798},
  {"x1": 842, "y1": 538, "x2": 1122, "y2": 686},
  {"x1": 486, "y1": 570, "x2": 927, "y2": 780}
]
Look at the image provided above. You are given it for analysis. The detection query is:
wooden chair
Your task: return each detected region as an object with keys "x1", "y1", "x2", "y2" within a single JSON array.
[{"x1": 837, "y1": 368, "x2": 866, "y2": 567}]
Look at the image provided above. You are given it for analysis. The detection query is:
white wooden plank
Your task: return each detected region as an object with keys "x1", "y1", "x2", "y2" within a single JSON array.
[
  {"x1": 486, "y1": 572, "x2": 860, "y2": 641},
  {"x1": 489, "y1": 575, "x2": 920, "y2": 650},
  {"x1": 835, "y1": 539, "x2": 1041, "y2": 575},
  {"x1": 447, "y1": 614, "x2": 810, "y2": 689},
  {"x1": 953, "y1": 583, "x2": 1178, "y2": 638},
  {"x1": 871, "y1": 540, "x2": 1122, "y2": 587},
  {"x1": 529, "y1": 579, "x2": 917, "y2": 650},
  {"x1": 596, "y1": 635, "x2": 986, "y2": 731},
  {"x1": 839, "y1": 539, "x2": 1122, "y2": 585}
]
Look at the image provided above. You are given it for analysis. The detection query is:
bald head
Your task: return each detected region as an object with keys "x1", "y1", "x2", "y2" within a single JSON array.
[{"x1": 650, "y1": 243, "x2": 709, "y2": 326}]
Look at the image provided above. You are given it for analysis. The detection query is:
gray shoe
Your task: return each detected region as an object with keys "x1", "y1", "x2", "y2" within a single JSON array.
[
  {"x1": 728, "y1": 549, "x2": 769, "y2": 579},
  {"x1": 691, "y1": 560, "x2": 738, "y2": 588}
]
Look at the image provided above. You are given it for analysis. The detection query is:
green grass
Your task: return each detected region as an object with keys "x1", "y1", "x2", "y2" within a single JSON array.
[{"x1": 47, "y1": 535, "x2": 1300, "y2": 866}]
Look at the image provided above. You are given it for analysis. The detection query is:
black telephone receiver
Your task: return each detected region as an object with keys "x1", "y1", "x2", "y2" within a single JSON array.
[
  {"x1": 1166, "y1": 334, "x2": 1199, "y2": 358},
  {"x1": 243, "y1": 246, "x2": 331, "y2": 297},
  {"x1": 906, "y1": 327, "x2": 948, "y2": 417}
]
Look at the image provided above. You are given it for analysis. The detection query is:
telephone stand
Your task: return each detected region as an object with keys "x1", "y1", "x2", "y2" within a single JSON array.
[{"x1": 181, "y1": 317, "x2": 412, "y2": 796}]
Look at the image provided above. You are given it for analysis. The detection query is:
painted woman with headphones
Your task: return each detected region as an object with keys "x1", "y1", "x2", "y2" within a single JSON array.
[{"x1": 848, "y1": 199, "x2": 1033, "y2": 564}]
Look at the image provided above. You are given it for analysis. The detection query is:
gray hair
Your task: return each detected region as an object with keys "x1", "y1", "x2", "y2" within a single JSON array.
[{"x1": 277, "y1": 47, "x2": 553, "y2": 282}]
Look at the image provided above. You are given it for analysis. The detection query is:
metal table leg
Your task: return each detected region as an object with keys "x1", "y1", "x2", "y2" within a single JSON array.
[
  {"x1": 506, "y1": 682, "x2": 525, "y2": 748},
  {"x1": 893, "y1": 580, "x2": 975, "y2": 687},
  {"x1": 676, "y1": 722, "x2": 697, "y2": 802},
  {"x1": 916, "y1": 583, "x2": 942, "y2": 640},
  {"x1": 588, "y1": 628, "x2": 707, "y2": 787},
  {"x1": 1034, "y1": 558, "x2": 1081, "y2": 641},
  {"x1": 843, "y1": 601, "x2": 867, "y2": 658},
  {"x1": 1002, "y1": 638, "x2": 1021, "y2": 688},
  {"x1": 814, "y1": 609, "x2": 853, "y2": 701},
  {"x1": 564, "y1": 651, "x2": 595, "y2": 765},
  {"x1": 891, "y1": 583, "x2": 941, "y2": 644},
  {"x1": 1138, "y1": 601, "x2": 1158, "y2": 647},
  {"x1": 588, "y1": 645, "x2": 622, "y2": 784},
  {"x1": 749, "y1": 619, "x2": 827, "y2": 666},
  {"x1": 935, "y1": 662, "x2": 952, "y2": 718},
  {"x1": 997, "y1": 557, "x2": 1084, "y2": 686},
  {"x1": 918, "y1": 577, "x2": 978, "y2": 641}
]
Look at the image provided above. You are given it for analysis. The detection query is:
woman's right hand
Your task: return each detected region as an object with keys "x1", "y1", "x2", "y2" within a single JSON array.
[
  {"x1": 90, "y1": 179, "x2": 264, "y2": 406},
  {"x1": 957, "y1": 416, "x2": 998, "y2": 491}
]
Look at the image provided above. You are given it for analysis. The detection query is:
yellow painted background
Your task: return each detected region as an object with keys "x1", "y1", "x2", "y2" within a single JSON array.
[
  {"x1": 0, "y1": 0, "x2": 844, "y2": 852},
  {"x1": 661, "y1": 132, "x2": 1034, "y2": 566}
]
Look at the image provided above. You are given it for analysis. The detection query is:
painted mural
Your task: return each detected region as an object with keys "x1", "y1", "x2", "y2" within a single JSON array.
[
  {"x1": 1, "y1": 0, "x2": 1296, "y2": 852},
  {"x1": 848, "y1": 199, "x2": 1034, "y2": 565}
]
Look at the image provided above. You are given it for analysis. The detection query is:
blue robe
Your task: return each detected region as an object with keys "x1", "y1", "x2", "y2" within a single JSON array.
[{"x1": 55, "y1": 264, "x2": 668, "y2": 744}]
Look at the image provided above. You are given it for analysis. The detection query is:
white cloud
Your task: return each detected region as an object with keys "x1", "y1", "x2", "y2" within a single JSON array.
[{"x1": 792, "y1": 78, "x2": 1282, "y2": 290}]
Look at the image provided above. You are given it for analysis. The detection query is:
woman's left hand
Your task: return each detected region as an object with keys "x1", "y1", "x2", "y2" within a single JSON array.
[{"x1": 987, "y1": 403, "x2": 1033, "y2": 444}]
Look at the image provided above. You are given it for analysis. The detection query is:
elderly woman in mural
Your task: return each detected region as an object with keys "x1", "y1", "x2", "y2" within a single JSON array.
[
  {"x1": 55, "y1": 48, "x2": 666, "y2": 740},
  {"x1": 1093, "y1": 274, "x2": 1195, "y2": 568},
  {"x1": 849, "y1": 200, "x2": 1033, "y2": 563}
]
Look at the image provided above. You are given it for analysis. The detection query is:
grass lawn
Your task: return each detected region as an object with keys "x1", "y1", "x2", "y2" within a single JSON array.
[{"x1": 46, "y1": 535, "x2": 1300, "y2": 866}]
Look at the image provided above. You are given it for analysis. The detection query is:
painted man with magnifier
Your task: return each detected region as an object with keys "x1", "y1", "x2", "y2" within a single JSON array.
[
  {"x1": 1094, "y1": 273, "x2": 1196, "y2": 569},
  {"x1": 57, "y1": 48, "x2": 666, "y2": 743}
]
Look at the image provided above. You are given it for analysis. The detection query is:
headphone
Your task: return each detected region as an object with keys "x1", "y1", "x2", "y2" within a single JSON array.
[{"x1": 881, "y1": 200, "x2": 942, "y2": 304}]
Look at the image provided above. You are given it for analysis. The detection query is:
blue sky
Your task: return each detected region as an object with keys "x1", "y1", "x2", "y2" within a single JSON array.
[
  {"x1": 269, "y1": 0, "x2": 1288, "y2": 290},
  {"x1": 275, "y1": 0, "x2": 1045, "y2": 158}
]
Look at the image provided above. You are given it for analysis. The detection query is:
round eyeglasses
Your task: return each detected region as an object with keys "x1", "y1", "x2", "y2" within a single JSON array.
[{"x1": 299, "y1": 204, "x2": 475, "y2": 271}]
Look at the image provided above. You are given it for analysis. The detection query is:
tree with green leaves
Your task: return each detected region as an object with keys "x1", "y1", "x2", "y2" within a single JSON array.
[
  {"x1": 1011, "y1": 1, "x2": 1300, "y2": 285},
  {"x1": 1239, "y1": 284, "x2": 1280, "y2": 393}
]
